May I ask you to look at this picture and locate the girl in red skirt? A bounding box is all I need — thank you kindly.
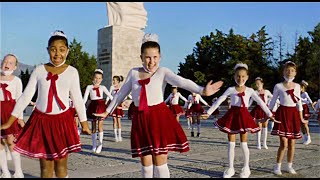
[164,86,188,122]
[299,80,315,145]
[184,94,193,129]
[0,30,91,178]
[211,97,220,129]
[202,62,278,178]
[189,93,210,137]
[249,77,274,150]
[110,75,125,142]
[0,54,24,178]
[268,61,308,175]
[94,33,223,178]
[83,69,113,153]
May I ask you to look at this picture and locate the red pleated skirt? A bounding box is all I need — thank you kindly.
[130,102,189,158]
[213,106,260,134]
[86,99,107,120]
[190,104,206,116]
[302,104,310,120]
[0,100,22,139]
[271,105,302,139]
[185,108,191,118]
[111,104,124,118]
[13,108,81,160]
[169,104,184,116]
[250,105,267,120]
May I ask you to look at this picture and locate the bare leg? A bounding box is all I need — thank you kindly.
[40,159,54,178]
[54,156,68,178]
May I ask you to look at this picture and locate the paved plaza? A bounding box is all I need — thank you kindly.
[6,106,320,178]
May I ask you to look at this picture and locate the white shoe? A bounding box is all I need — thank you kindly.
[223,167,235,178]
[95,144,103,154]
[240,167,251,178]
[263,144,268,149]
[118,137,122,142]
[13,172,24,178]
[273,165,282,175]
[303,136,311,145]
[256,144,261,150]
[0,172,11,178]
[91,146,96,153]
[285,166,297,174]
[115,137,119,142]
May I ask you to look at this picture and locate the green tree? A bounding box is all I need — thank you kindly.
[66,38,97,93]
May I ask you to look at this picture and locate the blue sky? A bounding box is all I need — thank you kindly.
[1,2,320,73]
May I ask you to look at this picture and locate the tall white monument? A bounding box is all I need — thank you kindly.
[97,2,147,90]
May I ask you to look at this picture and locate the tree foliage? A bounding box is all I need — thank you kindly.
[178,23,320,101]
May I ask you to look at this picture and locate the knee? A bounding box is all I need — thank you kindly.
[41,167,54,178]
[55,165,68,178]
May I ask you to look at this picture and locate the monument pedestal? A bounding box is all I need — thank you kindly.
[97,25,144,89]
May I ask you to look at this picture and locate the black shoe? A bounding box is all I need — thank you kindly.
[197,133,200,137]
[191,132,194,137]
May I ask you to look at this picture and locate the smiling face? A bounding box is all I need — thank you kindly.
[255,79,264,90]
[234,68,248,87]
[1,55,17,73]
[93,73,103,86]
[140,47,161,73]
[47,39,69,67]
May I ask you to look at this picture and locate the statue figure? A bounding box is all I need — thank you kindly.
[106,2,148,30]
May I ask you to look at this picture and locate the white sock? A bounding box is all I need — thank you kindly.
[114,129,118,139]
[256,131,261,146]
[154,163,170,178]
[11,151,23,174]
[197,124,201,133]
[91,134,97,148]
[187,119,190,127]
[287,162,293,168]
[64,175,69,178]
[262,127,268,145]
[275,163,281,169]
[227,142,235,169]
[118,128,122,138]
[240,142,250,168]
[98,132,104,145]
[0,149,10,174]
[191,124,194,132]
[270,121,274,130]
[5,144,12,161]
[141,165,153,178]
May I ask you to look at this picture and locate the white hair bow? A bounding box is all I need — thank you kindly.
[234,62,248,70]
[142,33,159,44]
[94,69,103,74]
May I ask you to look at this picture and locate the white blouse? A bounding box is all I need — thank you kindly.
[11,65,87,122]
[164,92,188,105]
[0,76,23,119]
[207,86,273,117]
[301,92,313,105]
[83,85,113,103]
[248,89,273,107]
[106,67,204,113]
[268,82,303,112]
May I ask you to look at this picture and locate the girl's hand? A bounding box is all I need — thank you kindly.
[17,119,25,128]
[269,116,281,124]
[93,112,109,118]
[203,80,224,96]
[200,114,210,120]
[301,118,308,124]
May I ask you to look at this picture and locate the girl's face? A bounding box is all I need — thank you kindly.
[47,39,69,67]
[1,55,17,72]
[301,85,306,92]
[112,78,119,86]
[141,47,161,73]
[234,69,248,86]
[283,66,296,79]
[93,73,103,85]
[172,88,177,94]
[255,80,263,90]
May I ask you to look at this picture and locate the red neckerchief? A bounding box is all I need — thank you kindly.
[138,78,150,111]
[46,72,66,113]
[0,83,13,101]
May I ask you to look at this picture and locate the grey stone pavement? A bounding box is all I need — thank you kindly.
[7,106,320,178]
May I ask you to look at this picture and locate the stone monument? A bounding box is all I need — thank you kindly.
[97,2,148,93]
